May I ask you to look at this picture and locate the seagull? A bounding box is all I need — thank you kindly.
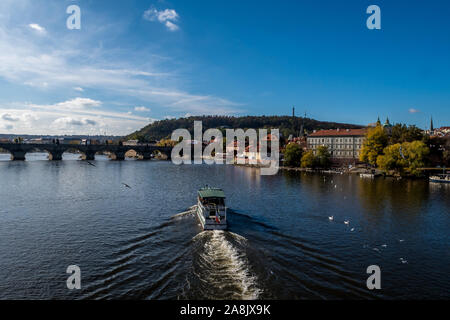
[328,216,334,221]
[122,183,132,189]
[400,258,408,264]
[350,228,355,232]
[86,161,96,167]
[381,244,388,248]
[399,239,405,243]
[373,248,380,252]
[344,220,350,225]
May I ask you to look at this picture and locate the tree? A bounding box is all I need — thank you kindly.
[301,150,316,168]
[360,125,388,166]
[390,124,424,144]
[377,141,429,176]
[376,144,407,174]
[316,145,331,168]
[284,143,303,167]
[443,150,450,167]
[157,139,177,147]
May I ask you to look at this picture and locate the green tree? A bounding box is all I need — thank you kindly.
[284,143,303,167]
[377,141,429,176]
[316,145,331,168]
[360,125,388,166]
[390,124,424,144]
[301,150,316,168]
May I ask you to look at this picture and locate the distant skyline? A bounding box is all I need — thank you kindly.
[0,0,449,135]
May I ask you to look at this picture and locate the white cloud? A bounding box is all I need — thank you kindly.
[143,7,180,31]
[0,99,154,135]
[28,23,46,34]
[164,115,175,120]
[134,106,150,112]
[53,117,97,127]
[54,97,102,109]
[165,21,179,32]
[1,124,14,130]
[74,87,84,92]
[1,113,20,122]
[409,108,420,113]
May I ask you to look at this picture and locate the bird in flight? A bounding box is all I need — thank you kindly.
[122,183,132,189]
[86,161,96,167]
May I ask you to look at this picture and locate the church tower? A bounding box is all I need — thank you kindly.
[430,117,434,132]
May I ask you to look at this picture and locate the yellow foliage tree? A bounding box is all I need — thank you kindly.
[360,125,388,166]
[377,141,429,176]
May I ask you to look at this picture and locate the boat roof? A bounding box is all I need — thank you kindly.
[198,187,226,198]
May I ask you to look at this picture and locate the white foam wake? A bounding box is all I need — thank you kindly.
[195,230,261,300]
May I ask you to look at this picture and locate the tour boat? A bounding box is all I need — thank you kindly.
[429,174,450,184]
[196,187,227,230]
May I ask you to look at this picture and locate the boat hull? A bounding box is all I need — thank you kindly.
[430,178,450,184]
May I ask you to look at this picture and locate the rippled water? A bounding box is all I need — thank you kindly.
[0,153,449,299]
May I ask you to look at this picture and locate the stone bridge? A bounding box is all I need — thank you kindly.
[0,143,173,161]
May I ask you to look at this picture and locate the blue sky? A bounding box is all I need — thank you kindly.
[0,0,449,135]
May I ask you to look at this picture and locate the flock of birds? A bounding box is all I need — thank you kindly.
[325,176,409,265]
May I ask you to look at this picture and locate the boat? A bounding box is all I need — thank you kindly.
[196,187,227,230]
[429,174,450,184]
[360,173,375,178]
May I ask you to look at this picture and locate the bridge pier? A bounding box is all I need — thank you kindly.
[81,151,96,161]
[110,152,125,161]
[10,151,26,161]
[48,151,63,161]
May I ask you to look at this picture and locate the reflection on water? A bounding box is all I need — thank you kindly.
[0,160,448,299]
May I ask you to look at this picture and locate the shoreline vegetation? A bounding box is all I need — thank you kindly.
[235,162,446,179]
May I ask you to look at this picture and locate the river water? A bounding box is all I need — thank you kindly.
[0,153,449,299]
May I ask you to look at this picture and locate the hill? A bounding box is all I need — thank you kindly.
[125,115,363,142]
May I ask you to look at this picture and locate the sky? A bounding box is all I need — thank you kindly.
[0,0,449,135]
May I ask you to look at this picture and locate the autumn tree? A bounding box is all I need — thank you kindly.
[360,125,389,166]
[377,141,429,176]
[301,150,316,168]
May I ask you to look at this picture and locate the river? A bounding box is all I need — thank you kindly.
[0,153,448,299]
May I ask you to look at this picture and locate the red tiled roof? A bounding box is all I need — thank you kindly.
[308,128,367,137]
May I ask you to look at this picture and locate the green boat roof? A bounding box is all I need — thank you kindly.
[198,188,226,198]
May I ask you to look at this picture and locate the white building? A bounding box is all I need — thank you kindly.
[307,128,367,160]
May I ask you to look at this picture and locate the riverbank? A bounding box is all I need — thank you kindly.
[234,162,446,180]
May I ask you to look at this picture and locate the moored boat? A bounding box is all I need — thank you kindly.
[429,174,450,184]
[196,187,227,230]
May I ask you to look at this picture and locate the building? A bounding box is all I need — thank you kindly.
[307,128,367,162]
[431,126,450,137]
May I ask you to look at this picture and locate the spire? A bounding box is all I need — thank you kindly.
[376,117,381,126]
[292,106,295,118]
[430,117,434,131]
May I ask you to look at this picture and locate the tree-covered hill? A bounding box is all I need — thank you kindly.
[125,115,363,142]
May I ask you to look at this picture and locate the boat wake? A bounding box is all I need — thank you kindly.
[172,205,197,219]
[184,230,261,300]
